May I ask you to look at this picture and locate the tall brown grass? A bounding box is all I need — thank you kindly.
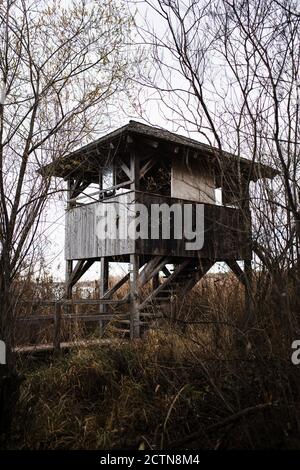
[5,270,300,449]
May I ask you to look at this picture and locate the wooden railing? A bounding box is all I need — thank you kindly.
[65,190,251,261]
[16,298,129,352]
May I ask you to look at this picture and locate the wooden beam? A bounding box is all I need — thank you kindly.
[162,266,171,278]
[183,259,214,293]
[130,150,140,191]
[63,313,128,321]
[64,298,128,305]
[226,260,247,286]
[101,272,130,300]
[140,157,158,179]
[71,179,90,200]
[129,254,140,339]
[68,260,95,289]
[120,162,131,179]
[68,260,84,287]
[138,256,166,287]
[99,258,109,314]
[68,180,132,203]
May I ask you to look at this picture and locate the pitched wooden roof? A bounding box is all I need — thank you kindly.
[40,120,278,181]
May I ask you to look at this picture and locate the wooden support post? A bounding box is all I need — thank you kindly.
[65,178,74,304]
[129,254,140,339]
[99,258,109,336]
[100,258,109,312]
[54,302,62,352]
[66,260,73,299]
[128,146,140,339]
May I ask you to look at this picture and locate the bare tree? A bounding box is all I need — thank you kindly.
[0,0,138,367]
[136,0,300,296]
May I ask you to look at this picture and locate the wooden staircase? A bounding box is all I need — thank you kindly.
[111,257,214,337]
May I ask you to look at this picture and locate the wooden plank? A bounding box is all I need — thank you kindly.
[65,192,136,259]
[120,162,131,179]
[138,256,165,287]
[20,298,129,309]
[13,338,123,354]
[16,312,130,323]
[64,298,129,305]
[21,300,57,306]
[17,315,54,322]
[140,157,157,179]
[101,273,130,299]
[61,313,129,321]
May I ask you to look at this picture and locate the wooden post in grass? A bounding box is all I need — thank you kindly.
[99,257,109,337]
[54,302,62,351]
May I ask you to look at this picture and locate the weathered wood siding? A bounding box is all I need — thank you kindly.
[65,191,135,260]
[135,192,250,260]
[171,157,215,204]
[65,191,251,261]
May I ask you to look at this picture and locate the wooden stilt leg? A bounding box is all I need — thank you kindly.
[130,254,140,339]
[65,260,73,315]
[66,260,73,299]
[99,257,109,336]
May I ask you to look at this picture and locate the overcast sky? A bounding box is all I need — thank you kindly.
[39,0,232,281]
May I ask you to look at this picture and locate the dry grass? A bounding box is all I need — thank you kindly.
[5,270,300,450]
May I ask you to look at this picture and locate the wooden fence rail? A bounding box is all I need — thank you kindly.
[16,298,130,352]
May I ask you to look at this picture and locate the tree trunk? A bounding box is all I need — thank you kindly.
[0,270,23,441]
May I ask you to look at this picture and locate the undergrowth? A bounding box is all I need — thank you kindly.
[5,271,300,450]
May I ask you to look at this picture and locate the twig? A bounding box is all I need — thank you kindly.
[169,402,273,449]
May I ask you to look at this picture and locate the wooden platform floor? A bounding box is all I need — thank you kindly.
[13,338,122,354]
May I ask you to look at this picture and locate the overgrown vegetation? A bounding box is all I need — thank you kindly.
[4,272,300,450]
